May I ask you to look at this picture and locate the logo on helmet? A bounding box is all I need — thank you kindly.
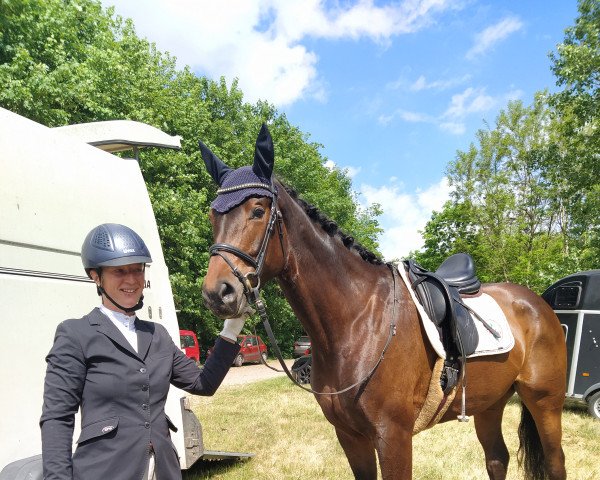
[123,248,135,253]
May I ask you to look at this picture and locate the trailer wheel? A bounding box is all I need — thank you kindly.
[233,354,244,367]
[588,391,600,420]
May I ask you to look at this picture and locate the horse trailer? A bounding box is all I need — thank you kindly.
[542,271,600,419]
[0,108,250,479]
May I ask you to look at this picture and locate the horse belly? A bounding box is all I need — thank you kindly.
[439,353,522,421]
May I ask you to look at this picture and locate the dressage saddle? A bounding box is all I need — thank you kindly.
[404,253,481,393]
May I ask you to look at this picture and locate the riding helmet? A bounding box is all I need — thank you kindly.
[81,223,152,277]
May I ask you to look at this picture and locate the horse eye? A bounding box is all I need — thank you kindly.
[251,207,265,219]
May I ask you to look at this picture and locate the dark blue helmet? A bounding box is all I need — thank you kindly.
[82,223,152,276]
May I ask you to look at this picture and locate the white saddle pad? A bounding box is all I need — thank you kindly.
[397,264,514,359]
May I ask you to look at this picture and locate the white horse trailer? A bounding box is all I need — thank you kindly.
[0,108,250,479]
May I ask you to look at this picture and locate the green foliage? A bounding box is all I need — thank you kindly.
[0,0,381,352]
[413,0,600,292]
[414,96,593,293]
[549,0,600,179]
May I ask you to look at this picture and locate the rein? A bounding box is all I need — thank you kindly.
[209,186,398,395]
[250,265,398,396]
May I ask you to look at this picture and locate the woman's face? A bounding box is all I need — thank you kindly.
[91,264,146,314]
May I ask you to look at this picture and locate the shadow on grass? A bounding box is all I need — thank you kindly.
[182,458,251,479]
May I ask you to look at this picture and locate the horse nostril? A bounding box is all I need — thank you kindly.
[219,281,236,303]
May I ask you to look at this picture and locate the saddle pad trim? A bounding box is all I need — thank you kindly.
[397,263,446,358]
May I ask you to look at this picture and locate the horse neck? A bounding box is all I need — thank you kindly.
[276,187,393,351]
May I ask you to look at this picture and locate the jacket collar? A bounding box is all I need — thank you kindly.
[135,318,154,361]
[88,307,153,360]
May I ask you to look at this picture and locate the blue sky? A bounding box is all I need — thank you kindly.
[101,0,579,260]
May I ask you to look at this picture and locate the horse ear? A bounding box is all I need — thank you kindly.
[252,123,274,180]
[199,140,232,186]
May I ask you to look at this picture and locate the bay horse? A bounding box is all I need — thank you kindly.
[200,125,567,480]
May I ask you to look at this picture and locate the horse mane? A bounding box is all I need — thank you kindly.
[281,184,384,265]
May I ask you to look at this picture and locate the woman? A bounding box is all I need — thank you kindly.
[40,223,248,480]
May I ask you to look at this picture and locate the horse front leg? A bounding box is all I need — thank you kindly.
[374,424,413,479]
[335,427,378,480]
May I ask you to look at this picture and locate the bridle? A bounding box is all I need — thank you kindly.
[208,181,397,396]
[208,182,284,296]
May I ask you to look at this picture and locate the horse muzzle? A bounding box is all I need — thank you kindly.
[201,274,248,319]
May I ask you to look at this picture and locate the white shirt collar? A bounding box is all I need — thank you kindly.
[99,304,137,331]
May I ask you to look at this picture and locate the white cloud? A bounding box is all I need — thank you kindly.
[359,177,451,259]
[439,121,466,135]
[324,159,361,178]
[102,0,455,106]
[378,84,505,135]
[442,87,496,119]
[345,166,362,178]
[409,74,471,91]
[466,16,524,60]
[378,108,432,125]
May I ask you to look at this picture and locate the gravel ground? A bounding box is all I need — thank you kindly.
[220,359,295,386]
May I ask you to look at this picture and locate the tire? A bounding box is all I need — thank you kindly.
[233,354,244,367]
[291,355,312,384]
[296,362,311,384]
[588,391,600,420]
[261,351,268,363]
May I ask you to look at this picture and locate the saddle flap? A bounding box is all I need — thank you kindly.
[404,257,479,357]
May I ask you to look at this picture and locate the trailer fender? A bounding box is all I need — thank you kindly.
[583,383,600,400]
[0,455,42,480]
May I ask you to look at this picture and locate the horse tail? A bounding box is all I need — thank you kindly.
[517,402,548,480]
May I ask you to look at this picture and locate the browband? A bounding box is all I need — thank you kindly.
[216,182,275,194]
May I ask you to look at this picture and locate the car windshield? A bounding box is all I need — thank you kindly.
[298,336,310,343]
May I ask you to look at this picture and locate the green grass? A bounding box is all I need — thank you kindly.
[183,378,600,479]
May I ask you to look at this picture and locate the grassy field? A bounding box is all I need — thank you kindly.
[183,377,600,480]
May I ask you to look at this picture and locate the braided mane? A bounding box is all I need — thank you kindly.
[282,184,383,265]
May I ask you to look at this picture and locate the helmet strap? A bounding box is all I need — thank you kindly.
[98,286,144,313]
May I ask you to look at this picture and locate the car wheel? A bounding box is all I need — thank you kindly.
[233,354,244,367]
[296,362,311,384]
[261,352,268,363]
[588,390,600,420]
[291,355,311,385]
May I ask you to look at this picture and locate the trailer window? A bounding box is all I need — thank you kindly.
[553,283,582,309]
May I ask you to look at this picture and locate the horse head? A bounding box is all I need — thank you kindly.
[200,124,286,318]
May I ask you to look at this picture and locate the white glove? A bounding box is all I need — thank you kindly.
[219,305,255,342]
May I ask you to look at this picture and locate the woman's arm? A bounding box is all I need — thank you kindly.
[171,336,240,395]
[40,321,86,480]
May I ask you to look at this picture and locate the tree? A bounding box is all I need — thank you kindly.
[549,0,600,181]
[415,98,573,292]
[0,0,382,354]
[548,0,600,270]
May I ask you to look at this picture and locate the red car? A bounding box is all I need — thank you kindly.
[234,334,267,367]
[179,329,201,364]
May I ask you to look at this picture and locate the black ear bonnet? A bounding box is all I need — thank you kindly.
[200,123,276,213]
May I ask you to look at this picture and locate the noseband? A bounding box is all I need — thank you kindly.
[208,183,284,296]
